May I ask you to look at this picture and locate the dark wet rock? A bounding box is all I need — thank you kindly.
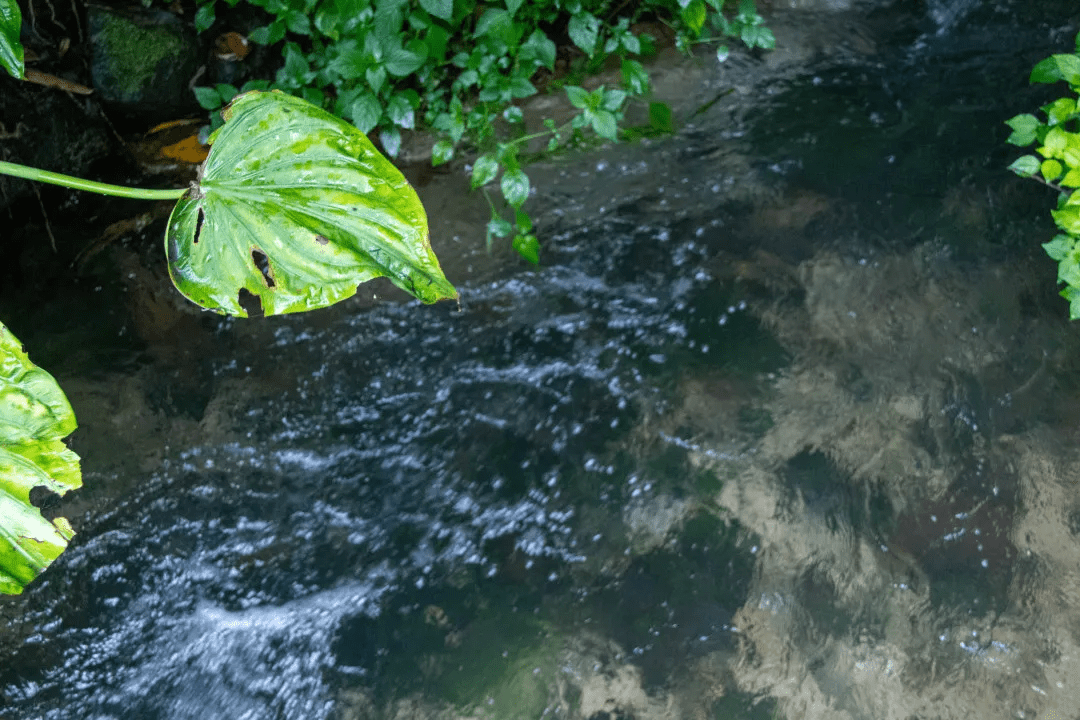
[87,4,199,120]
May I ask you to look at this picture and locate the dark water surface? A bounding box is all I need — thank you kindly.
[4,1,1080,718]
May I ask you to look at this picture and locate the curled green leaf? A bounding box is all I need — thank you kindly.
[166,91,457,317]
[1,321,81,595]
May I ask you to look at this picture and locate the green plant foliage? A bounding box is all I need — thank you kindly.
[0,0,24,79]
[0,321,81,595]
[192,0,773,263]
[168,90,458,316]
[1006,31,1080,319]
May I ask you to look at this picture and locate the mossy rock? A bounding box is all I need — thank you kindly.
[87,4,198,118]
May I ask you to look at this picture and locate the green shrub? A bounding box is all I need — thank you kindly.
[1006,32,1080,318]
[193,0,775,261]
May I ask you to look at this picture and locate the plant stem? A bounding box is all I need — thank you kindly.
[0,161,187,200]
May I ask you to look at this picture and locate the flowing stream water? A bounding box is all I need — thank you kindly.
[3,1,1080,718]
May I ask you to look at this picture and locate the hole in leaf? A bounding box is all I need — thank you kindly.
[251,249,276,288]
[315,234,329,246]
[237,288,264,317]
[194,208,204,245]
[29,486,61,511]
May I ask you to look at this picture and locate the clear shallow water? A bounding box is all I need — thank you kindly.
[4,2,1080,718]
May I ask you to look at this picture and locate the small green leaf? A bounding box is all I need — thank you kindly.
[505,0,524,16]
[380,126,402,157]
[194,85,223,110]
[166,91,457,316]
[1042,158,1064,181]
[1008,154,1041,177]
[501,167,529,208]
[649,101,675,133]
[568,12,600,56]
[387,93,416,129]
[602,88,628,111]
[512,233,539,264]
[566,85,589,109]
[503,106,524,123]
[1043,234,1074,261]
[366,65,388,93]
[716,44,730,63]
[248,19,286,45]
[1052,203,1080,235]
[1061,168,1080,188]
[472,153,499,189]
[509,76,536,98]
[386,40,428,77]
[418,0,452,22]
[431,139,454,166]
[0,0,25,79]
[350,93,382,133]
[621,59,650,95]
[590,109,618,141]
[194,3,216,32]
[515,208,532,233]
[1005,113,1041,146]
[681,0,707,35]
[0,321,82,595]
[1031,56,1065,84]
[519,29,556,70]
[742,24,775,49]
[1042,97,1077,125]
[1043,126,1070,157]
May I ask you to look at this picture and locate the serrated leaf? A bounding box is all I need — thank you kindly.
[0,321,82,595]
[590,109,618,140]
[1008,154,1041,177]
[621,59,650,95]
[386,40,428,77]
[387,93,416,129]
[431,139,454,166]
[166,91,457,317]
[0,0,24,79]
[501,167,529,208]
[418,0,452,21]
[565,85,589,109]
[471,153,498,189]
[568,12,600,56]
[519,29,556,70]
[350,93,382,133]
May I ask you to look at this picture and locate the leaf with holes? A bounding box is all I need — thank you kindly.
[166,91,458,316]
[0,321,81,595]
[1,0,23,79]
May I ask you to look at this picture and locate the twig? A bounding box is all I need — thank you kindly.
[33,184,57,252]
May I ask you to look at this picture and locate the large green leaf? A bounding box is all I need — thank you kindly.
[1,0,24,79]
[0,321,81,595]
[166,91,458,317]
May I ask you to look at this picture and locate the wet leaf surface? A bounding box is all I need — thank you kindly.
[166,91,458,317]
